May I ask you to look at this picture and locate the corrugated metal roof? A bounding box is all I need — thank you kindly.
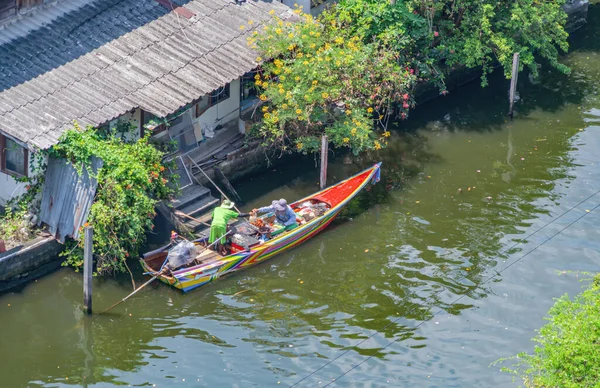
[0,0,294,149]
[38,157,103,243]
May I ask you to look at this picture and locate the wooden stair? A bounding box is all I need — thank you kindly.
[172,184,219,234]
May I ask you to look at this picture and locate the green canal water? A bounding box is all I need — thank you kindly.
[2,9,600,387]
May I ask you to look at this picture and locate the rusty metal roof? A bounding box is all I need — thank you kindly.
[0,0,294,149]
[39,157,103,243]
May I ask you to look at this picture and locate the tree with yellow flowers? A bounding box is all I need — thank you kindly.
[247,6,416,154]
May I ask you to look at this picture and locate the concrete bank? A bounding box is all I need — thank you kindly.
[0,236,63,293]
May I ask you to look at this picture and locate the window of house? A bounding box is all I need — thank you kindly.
[209,84,230,105]
[0,134,28,177]
[195,83,231,118]
[141,110,167,136]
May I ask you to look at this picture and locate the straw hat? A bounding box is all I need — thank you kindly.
[221,199,235,209]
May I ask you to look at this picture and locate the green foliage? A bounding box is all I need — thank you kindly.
[431,0,570,84]
[249,0,569,154]
[496,274,600,387]
[0,203,31,246]
[0,150,47,247]
[248,6,416,154]
[50,123,174,274]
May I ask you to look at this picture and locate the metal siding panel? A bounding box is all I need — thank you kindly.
[39,157,102,243]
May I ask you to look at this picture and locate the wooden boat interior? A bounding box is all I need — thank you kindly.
[143,246,224,272]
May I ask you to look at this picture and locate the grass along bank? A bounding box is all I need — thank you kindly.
[496,274,600,387]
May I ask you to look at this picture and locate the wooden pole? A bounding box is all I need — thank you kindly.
[215,167,242,203]
[101,232,232,314]
[320,135,328,190]
[174,210,211,228]
[186,155,243,214]
[508,52,520,119]
[83,226,93,315]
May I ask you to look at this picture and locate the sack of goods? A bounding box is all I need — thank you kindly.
[166,241,199,269]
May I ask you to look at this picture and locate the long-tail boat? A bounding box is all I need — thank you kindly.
[140,163,382,293]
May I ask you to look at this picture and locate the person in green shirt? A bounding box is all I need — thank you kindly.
[209,200,249,247]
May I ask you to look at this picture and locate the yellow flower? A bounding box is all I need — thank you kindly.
[255,80,262,86]
[282,104,289,109]
[298,116,305,121]
[264,113,271,119]
[322,92,329,99]
[269,9,275,15]
[351,128,357,136]
[383,131,391,137]
[293,8,302,14]
[297,52,304,58]
[343,137,350,143]
[374,141,382,150]
[253,31,258,36]
[239,25,245,30]
[248,20,254,25]
[254,74,261,80]
[367,107,374,113]
[260,94,267,101]
[288,44,295,51]
[273,117,279,123]
[262,106,269,112]
[276,28,283,35]
[312,80,318,85]
[297,142,303,149]
[280,75,286,81]
[295,76,300,81]
[279,89,285,94]
[345,109,352,115]
[295,108,302,114]
[262,82,269,88]
[335,37,344,44]
[303,60,309,65]
[278,20,283,26]
[288,33,294,38]
[256,56,263,62]
[309,31,314,36]
[310,43,316,49]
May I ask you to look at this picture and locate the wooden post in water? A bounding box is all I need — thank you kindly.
[320,135,328,190]
[83,227,93,315]
[508,52,520,119]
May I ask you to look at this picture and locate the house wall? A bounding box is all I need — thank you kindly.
[193,78,242,140]
[0,171,25,206]
[0,153,36,206]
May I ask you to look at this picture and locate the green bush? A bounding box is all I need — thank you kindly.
[50,123,175,275]
[497,274,600,387]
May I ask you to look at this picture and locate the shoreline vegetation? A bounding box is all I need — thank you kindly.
[496,274,600,387]
[1,0,573,269]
